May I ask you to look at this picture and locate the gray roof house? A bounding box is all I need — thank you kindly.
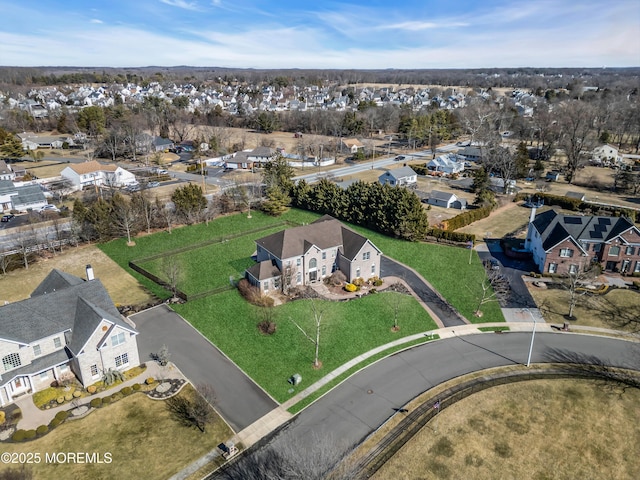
[247,215,382,292]
[0,267,140,406]
[378,166,417,187]
[525,208,640,275]
[0,180,48,213]
[428,190,467,209]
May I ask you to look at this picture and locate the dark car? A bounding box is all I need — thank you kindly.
[395,155,405,161]
[1,214,15,222]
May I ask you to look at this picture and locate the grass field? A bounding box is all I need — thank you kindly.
[0,385,232,480]
[373,379,640,480]
[173,289,437,403]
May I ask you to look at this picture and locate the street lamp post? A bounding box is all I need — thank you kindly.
[524,309,537,367]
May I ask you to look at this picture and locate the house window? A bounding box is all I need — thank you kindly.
[263,281,268,291]
[593,244,602,252]
[322,252,326,260]
[635,261,640,273]
[609,246,620,256]
[2,353,21,372]
[559,248,573,258]
[363,252,370,260]
[332,249,337,257]
[625,246,635,256]
[356,267,361,278]
[53,337,62,348]
[90,364,99,377]
[297,272,302,284]
[39,371,49,381]
[297,258,301,266]
[568,264,578,274]
[582,243,590,252]
[309,258,317,269]
[371,264,376,274]
[115,353,129,368]
[322,266,326,276]
[33,345,41,356]
[59,365,69,373]
[111,332,126,346]
[548,263,557,274]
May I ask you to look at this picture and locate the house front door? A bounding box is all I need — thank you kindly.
[605,261,618,272]
[309,270,317,282]
[621,260,630,274]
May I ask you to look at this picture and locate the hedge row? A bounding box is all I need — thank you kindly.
[426,228,476,243]
[442,206,493,231]
[515,193,638,221]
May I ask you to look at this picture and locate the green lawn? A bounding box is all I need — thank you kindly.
[173,289,437,403]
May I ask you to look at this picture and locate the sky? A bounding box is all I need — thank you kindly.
[1,0,639,69]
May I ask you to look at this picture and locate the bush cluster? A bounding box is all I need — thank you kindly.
[87,385,97,394]
[64,393,73,402]
[48,418,61,429]
[258,320,277,335]
[145,377,155,385]
[514,192,637,221]
[368,276,383,286]
[120,386,133,396]
[12,430,26,442]
[56,396,65,404]
[36,425,48,436]
[55,411,69,422]
[352,277,365,287]
[90,398,102,408]
[102,396,111,405]
[344,283,358,292]
[237,278,275,307]
[132,383,141,391]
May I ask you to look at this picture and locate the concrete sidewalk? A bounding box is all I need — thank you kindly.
[14,361,182,430]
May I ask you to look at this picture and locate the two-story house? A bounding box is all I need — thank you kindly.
[61,160,137,190]
[0,267,140,406]
[246,215,382,292]
[525,208,640,275]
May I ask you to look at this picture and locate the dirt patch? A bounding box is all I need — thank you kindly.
[0,244,154,307]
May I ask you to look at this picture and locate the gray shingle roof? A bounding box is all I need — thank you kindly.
[246,259,281,281]
[379,166,417,180]
[429,190,456,202]
[31,269,85,297]
[0,272,135,349]
[532,210,636,251]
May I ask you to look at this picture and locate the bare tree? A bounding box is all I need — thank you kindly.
[471,268,510,317]
[162,255,183,298]
[156,197,175,233]
[13,228,36,269]
[557,101,597,184]
[290,289,327,368]
[131,191,156,234]
[110,193,139,244]
[0,251,15,275]
[559,265,600,320]
[166,383,217,433]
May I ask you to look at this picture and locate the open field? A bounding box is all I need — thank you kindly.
[528,283,640,331]
[0,243,153,306]
[373,379,640,480]
[0,385,232,480]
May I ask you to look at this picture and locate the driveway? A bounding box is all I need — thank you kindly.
[476,241,538,309]
[380,256,467,327]
[131,305,277,432]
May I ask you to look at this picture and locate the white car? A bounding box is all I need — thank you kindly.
[39,204,60,213]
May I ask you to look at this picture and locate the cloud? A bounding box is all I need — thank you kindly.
[89,19,103,24]
[159,0,200,11]
[379,21,468,31]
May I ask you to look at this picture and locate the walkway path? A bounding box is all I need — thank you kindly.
[14,361,182,430]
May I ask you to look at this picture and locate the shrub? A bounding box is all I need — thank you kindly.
[64,393,73,402]
[56,396,65,404]
[254,295,275,308]
[90,398,102,408]
[36,425,48,436]
[72,390,81,398]
[238,278,263,304]
[0,411,5,424]
[11,408,21,421]
[442,205,493,231]
[329,270,347,286]
[344,283,357,292]
[48,418,61,429]
[55,410,69,421]
[87,385,97,394]
[12,430,26,442]
[426,228,476,243]
[132,383,141,391]
[258,320,277,335]
[633,281,640,289]
[145,377,155,385]
[352,277,365,287]
[102,396,111,405]
[24,430,37,440]
[121,386,132,396]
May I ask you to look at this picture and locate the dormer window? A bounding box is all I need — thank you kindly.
[111,332,126,346]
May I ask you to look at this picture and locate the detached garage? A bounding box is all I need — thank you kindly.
[428,190,467,209]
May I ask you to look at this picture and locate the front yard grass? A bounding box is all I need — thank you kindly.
[0,385,232,480]
[173,290,437,403]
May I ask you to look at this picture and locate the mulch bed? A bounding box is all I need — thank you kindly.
[144,379,186,399]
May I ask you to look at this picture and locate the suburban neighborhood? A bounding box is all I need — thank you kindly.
[0,60,639,480]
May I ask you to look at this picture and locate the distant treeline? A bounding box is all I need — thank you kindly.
[0,66,638,90]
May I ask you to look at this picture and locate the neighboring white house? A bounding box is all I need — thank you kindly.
[342,138,364,154]
[0,180,48,212]
[378,166,418,187]
[427,154,465,175]
[428,190,467,209]
[0,161,15,181]
[458,145,482,162]
[0,267,140,406]
[592,144,621,165]
[61,161,137,190]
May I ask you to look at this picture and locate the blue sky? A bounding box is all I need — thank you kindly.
[1,0,638,68]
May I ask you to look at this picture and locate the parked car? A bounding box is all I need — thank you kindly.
[148,181,160,188]
[395,155,405,161]
[1,214,15,222]
[39,204,60,213]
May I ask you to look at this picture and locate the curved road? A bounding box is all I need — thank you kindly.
[380,256,467,327]
[248,332,639,469]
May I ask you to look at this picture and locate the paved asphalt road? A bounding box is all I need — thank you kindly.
[256,333,639,468]
[131,305,277,433]
[380,256,467,327]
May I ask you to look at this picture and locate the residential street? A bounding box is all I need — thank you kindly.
[131,305,277,433]
[246,332,639,471]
